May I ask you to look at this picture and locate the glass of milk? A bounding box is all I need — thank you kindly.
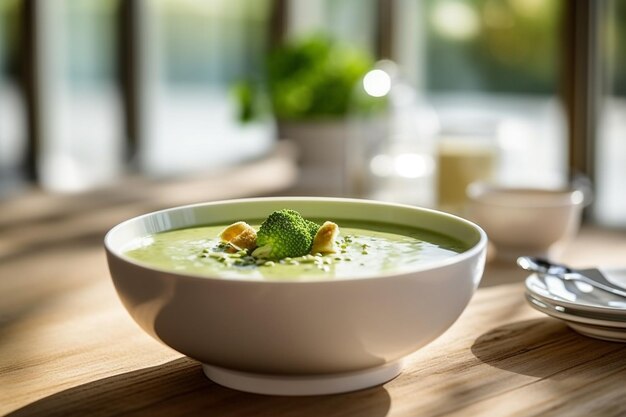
[436,136,498,214]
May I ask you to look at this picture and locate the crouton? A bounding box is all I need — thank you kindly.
[311,221,339,254]
[219,221,257,252]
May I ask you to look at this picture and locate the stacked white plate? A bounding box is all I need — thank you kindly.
[525,268,626,342]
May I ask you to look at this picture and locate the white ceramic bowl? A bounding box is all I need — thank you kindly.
[105,197,487,395]
[466,183,585,260]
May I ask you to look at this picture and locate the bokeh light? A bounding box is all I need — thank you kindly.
[363,69,392,97]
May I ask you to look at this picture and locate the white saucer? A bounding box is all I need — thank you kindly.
[202,360,404,396]
[525,293,626,342]
[566,322,626,343]
[525,268,626,316]
[525,293,626,328]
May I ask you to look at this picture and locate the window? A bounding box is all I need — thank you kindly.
[395,0,567,196]
[137,0,275,175]
[287,0,377,54]
[286,0,568,209]
[5,0,625,229]
[595,0,626,226]
[0,0,26,195]
[37,0,123,192]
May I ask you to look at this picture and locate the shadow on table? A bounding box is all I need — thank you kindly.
[471,318,626,379]
[7,357,391,417]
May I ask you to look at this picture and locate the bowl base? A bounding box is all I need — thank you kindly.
[201,360,404,396]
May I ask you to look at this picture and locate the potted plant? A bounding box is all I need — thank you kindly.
[234,35,376,193]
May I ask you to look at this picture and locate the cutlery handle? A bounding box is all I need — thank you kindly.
[564,272,626,298]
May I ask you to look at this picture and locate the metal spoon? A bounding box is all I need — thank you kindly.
[517,256,626,298]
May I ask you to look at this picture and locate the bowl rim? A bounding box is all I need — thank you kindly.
[466,182,586,208]
[104,196,488,284]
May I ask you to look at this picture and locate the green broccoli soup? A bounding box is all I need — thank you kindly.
[123,218,467,281]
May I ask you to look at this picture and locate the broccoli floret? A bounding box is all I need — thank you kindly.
[252,209,315,260]
[306,220,320,241]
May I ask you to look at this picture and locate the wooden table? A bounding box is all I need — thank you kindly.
[2,156,626,416]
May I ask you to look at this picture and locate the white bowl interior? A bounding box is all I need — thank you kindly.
[106,197,485,274]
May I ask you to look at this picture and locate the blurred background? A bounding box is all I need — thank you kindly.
[0,0,625,227]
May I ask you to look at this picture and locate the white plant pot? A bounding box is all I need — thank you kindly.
[278,121,349,195]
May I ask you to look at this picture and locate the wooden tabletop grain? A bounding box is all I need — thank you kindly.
[2,154,626,416]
